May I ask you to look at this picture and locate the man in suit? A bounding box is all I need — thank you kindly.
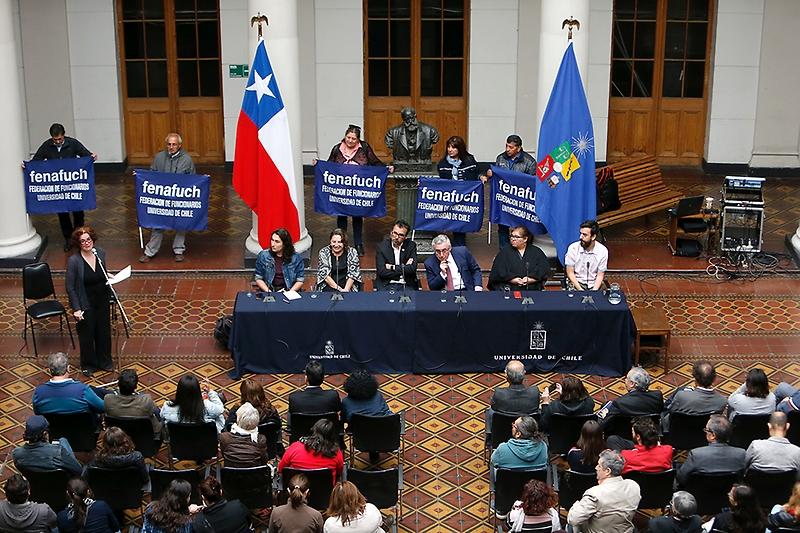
[374,219,420,290]
[676,414,746,486]
[745,411,800,472]
[486,360,540,434]
[384,107,440,164]
[597,366,663,427]
[424,234,483,291]
[662,360,727,433]
[288,361,341,417]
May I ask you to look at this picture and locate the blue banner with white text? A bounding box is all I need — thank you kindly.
[414,177,484,233]
[23,157,96,214]
[135,169,210,231]
[313,160,388,218]
[489,166,547,234]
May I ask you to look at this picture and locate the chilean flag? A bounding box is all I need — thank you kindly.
[232,38,300,247]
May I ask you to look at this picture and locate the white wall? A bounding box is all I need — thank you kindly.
[586,0,613,162]
[298,0,317,163]
[66,0,124,162]
[314,0,363,161]
[750,0,800,168]
[220,0,249,162]
[514,0,539,159]
[706,0,764,164]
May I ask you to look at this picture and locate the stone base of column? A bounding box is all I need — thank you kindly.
[786,222,800,269]
[0,231,45,267]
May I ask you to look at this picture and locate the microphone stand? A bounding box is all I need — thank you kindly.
[330,248,343,301]
[93,249,130,373]
[581,260,594,304]
[520,258,534,305]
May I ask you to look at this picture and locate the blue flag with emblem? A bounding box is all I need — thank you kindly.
[535,43,596,265]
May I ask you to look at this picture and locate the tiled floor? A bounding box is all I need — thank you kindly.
[0,169,798,531]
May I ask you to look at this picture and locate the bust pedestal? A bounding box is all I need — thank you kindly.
[392,164,437,256]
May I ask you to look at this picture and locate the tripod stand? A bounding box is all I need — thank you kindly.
[94,250,131,373]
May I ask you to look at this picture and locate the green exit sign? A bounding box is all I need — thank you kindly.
[229,64,249,78]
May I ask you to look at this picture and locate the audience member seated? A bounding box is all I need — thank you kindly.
[662,361,726,432]
[12,414,82,476]
[744,411,800,473]
[57,477,120,533]
[567,420,605,474]
[491,416,548,471]
[424,234,483,291]
[316,228,362,292]
[278,419,344,484]
[487,225,549,291]
[191,476,252,533]
[288,361,342,420]
[219,403,269,468]
[89,426,150,487]
[727,367,776,420]
[774,381,800,414]
[676,414,745,487]
[487,360,540,434]
[705,484,766,533]
[224,378,281,429]
[647,490,702,533]
[566,450,641,533]
[506,479,561,532]
[323,481,386,533]
[0,473,57,533]
[104,368,162,435]
[341,369,392,422]
[609,416,673,474]
[539,375,594,431]
[268,473,324,533]
[160,373,225,432]
[768,481,800,531]
[32,352,105,416]
[597,366,663,427]
[142,479,193,533]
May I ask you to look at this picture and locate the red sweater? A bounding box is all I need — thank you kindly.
[278,441,344,483]
[621,444,673,473]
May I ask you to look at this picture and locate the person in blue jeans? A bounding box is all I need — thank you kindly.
[774,381,800,413]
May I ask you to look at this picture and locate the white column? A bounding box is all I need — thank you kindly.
[536,0,591,131]
[791,221,800,261]
[244,0,311,255]
[0,0,42,258]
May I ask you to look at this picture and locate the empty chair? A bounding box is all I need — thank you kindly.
[289,411,340,443]
[682,471,741,516]
[623,469,675,509]
[786,411,800,447]
[85,466,145,514]
[15,467,70,512]
[104,415,161,458]
[22,262,75,356]
[220,465,273,510]
[43,412,99,452]
[547,413,597,456]
[729,413,771,449]
[347,411,404,464]
[149,468,202,505]
[557,469,597,511]
[346,467,402,529]
[258,420,283,459]
[744,469,798,509]
[489,467,548,521]
[665,413,712,451]
[166,421,220,468]
[282,467,334,511]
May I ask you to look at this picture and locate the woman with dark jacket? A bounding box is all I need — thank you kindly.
[488,225,549,291]
[539,376,595,431]
[65,225,113,375]
[218,402,269,467]
[708,484,767,533]
[341,370,392,423]
[566,420,604,473]
[436,135,479,247]
[191,477,251,533]
[57,478,120,533]
[325,124,393,256]
[225,378,281,429]
[89,426,150,487]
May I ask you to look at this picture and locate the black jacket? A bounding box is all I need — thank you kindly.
[192,499,251,533]
[488,244,550,291]
[32,136,91,160]
[288,386,341,416]
[490,384,540,415]
[374,238,420,290]
[540,397,595,431]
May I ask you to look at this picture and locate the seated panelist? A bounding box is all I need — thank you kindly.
[316,228,362,292]
[487,225,549,291]
[424,234,483,291]
[374,220,420,290]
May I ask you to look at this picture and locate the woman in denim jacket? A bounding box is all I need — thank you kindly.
[254,228,305,292]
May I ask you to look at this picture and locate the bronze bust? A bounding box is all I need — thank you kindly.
[384,107,440,165]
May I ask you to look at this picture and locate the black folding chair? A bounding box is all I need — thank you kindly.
[787,411,800,447]
[220,465,273,509]
[665,413,713,451]
[282,467,334,511]
[729,414,771,449]
[165,421,220,469]
[22,262,75,356]
[744,469,798,509]
[149,468,202,505]
[557,469,597,511]
[85,466,145,514]
[16,467,70,512]
[682,471,741,515]
[346,467,402,530]
[489,467,548,525]
[105,416,161,458]
[348,411,404,465]
[289,411,341,443]
[547,413,597,455]
[258,420,283,459]
[485,411,539,462]
[623,469,675,510]
[43,412,99,452]
[602,413,660,441]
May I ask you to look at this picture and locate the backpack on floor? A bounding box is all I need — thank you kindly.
[213,315,233,347]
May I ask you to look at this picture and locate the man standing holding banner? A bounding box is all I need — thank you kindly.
[535,42,597,265]
[139,133,196,263]
[30,123,96,251]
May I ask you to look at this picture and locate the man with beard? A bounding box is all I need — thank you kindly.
[564,219,608,291]
[384,107,440,164]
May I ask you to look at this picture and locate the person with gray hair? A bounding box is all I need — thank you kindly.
[647,491,702,532]
[486,360,540,434]
[676,414,745,487]
[218,402,270,468]
[567,449,641,533]
[597,366,663,428]
[31,352,106,417]
[424,234,483,291]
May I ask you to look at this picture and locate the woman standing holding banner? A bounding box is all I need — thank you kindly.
[436,136,479,247]
[324,125,393,257]
[65,225,113,375]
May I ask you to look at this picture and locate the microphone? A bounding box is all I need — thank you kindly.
[586,261,590,291]
[91,247,97,255]
[525,261,530,290]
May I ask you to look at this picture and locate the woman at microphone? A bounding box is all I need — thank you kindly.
[315,228,362,292]
[488,225,549,291]
[65,225,113,376]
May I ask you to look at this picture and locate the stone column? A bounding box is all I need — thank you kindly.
[0,0,42,260]
[789,221,800,267]
[244,0,311,256]
[536,0,591,129]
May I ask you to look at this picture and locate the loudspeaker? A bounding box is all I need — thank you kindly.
[675,238,702,257]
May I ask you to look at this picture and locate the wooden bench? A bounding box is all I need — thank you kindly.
[596,156,682,228]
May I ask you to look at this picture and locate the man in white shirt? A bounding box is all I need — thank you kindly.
[424,234,483,291]
[565,219,608,291]
[374,220,420,290]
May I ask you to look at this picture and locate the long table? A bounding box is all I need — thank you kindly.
[229,290,634,378]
